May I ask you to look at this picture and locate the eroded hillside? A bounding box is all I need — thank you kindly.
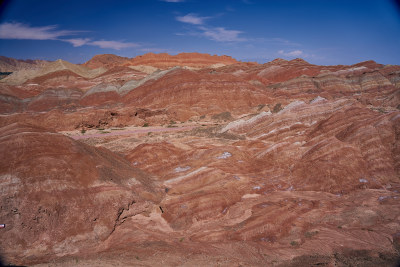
[0,53,399,266]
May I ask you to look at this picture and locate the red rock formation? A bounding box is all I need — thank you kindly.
[83,54,130,69]
[122,68,270,120]
[0,93,23,113]
[26,88,83,112]
[0,54,400,266]
[79,85,121,107]
[27,69,83,84]
[117,99,400,266]
[93,65,147,83]
[128,52,239,69]
[84,52,238,70]
[0,123,163,265]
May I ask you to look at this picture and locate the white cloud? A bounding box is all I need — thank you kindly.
[0,22,78,40]
[0,22,139,50]
[176,13,209,25]
[199,26,246,42]
[175,12,245,42]
[278,50,303,57]
[64,38,91,47]
[88,40,139,50]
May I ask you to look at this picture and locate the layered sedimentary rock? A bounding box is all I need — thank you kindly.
[83,54,130,69]
[27,88,83,112]
[83,52,238,70]
[1,54,398,120]
[128,52,238,69]
[121,68,270,120]
[114,98,400,266]
[0,123,163,265]
[0,54,399,266]
[1,59,106,86]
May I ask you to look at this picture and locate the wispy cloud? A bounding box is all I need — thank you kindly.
[199,26,246,42]
[175,13,246,42]
[89,40,139,50]
[64,38,137,50]
[0,22,79,40]
[278,50,303,57]
[64,38,91,47]
[176,13,209,25]
[0,22,139,50]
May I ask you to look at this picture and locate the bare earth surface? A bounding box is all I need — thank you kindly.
[0,53,399,266]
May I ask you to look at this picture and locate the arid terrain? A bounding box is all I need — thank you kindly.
[0,53,399,266]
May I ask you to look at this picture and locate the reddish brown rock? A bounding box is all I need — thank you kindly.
[116,99,400,266]
[83,54,130,69]
[128,52,239,69]
[0,123,163,265]
[0,55,400,266]
[83,52,238,70]
[92,66,147,83]
[122,68,270,120]
[0,94,23,113]
[26,88,83,112]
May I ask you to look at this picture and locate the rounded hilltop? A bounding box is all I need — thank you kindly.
[83,52,239,69]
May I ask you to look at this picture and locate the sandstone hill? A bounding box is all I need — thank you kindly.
[0,123,163,265]
[84,52,239,70]
[1,59,107,86]
[83,54,130,69]
[128,52,238,69]
[0,53,399,266]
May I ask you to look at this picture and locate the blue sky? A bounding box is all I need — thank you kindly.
[0,0,399,65]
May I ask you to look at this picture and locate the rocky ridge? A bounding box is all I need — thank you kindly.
[83,52,238,70]
[0,55,48,72]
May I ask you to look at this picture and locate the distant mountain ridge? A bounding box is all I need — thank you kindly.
[0,56,49,72]
[1,59,107,85]
[83,52,239,69]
